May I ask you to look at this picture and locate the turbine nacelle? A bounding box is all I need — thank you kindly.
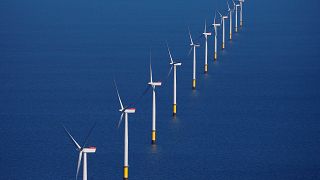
[213,23,221,27]
[190,43,200,47]
[170,61,182,66]
[203,32,212,36]
[148,82,162,86]
[124,108,136,114]
[119,108,136,113]
[82,147,97,153]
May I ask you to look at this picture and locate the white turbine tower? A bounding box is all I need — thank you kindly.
[227,1,235,40]
[234,0,241,32]
[203,20,211,74]
[218,11,228,49]
[114,81,136,180]
[188,28,200,89]
[167,44,182,116]
[63,125,96,180]
[148,53,162,144]
[212,13,221,61]
[239,0,244,27]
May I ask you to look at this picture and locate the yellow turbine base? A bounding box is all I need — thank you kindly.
[204,64,208,73]
[235,28,238,32]
[222,43,225,49]
[230,33,232,40]
[192,79,196,89]
[214,52,217,60]
[173,104,177,116]
[240,21,243,27]
[152,130,156,144]
[124,166,128,180]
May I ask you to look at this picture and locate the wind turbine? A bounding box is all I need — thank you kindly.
[202,20,211,74]
[188,28,200,89]
[234,0,241,32]
[239,0,244,27]
[167,44,182,116]
[218,11,228,49]
[148,52,162,144]
[212,13,221,61]
[63,124,96,180]
[114,81,136,180]
[227,1,235,40]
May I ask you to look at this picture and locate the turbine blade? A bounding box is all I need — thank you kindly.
[204,19,207,33]
[188,47,193,56]
[167,65,173,79]
[149,50,153,83]
[227,1,230,10]
[76,151,83,180]
[217,11,222,17]
[117,112,124,128]
[63,125,81,150]
[196,33,204,43]
[125,85,151,111]
[188,27,194,45]
[166,42,174,64]
[82,121,97,148]
[140,85,152,98]
[114,79,124,110]
[159,65,173,87]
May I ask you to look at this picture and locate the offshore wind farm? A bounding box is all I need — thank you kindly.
[1,0,320,180]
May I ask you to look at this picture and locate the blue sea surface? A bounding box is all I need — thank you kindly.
[0,0,320,179]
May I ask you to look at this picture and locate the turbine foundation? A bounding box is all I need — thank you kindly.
[123,166,128,180]
[151,130,156,144]
[204,64,208,74]
[192,79,196,90]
